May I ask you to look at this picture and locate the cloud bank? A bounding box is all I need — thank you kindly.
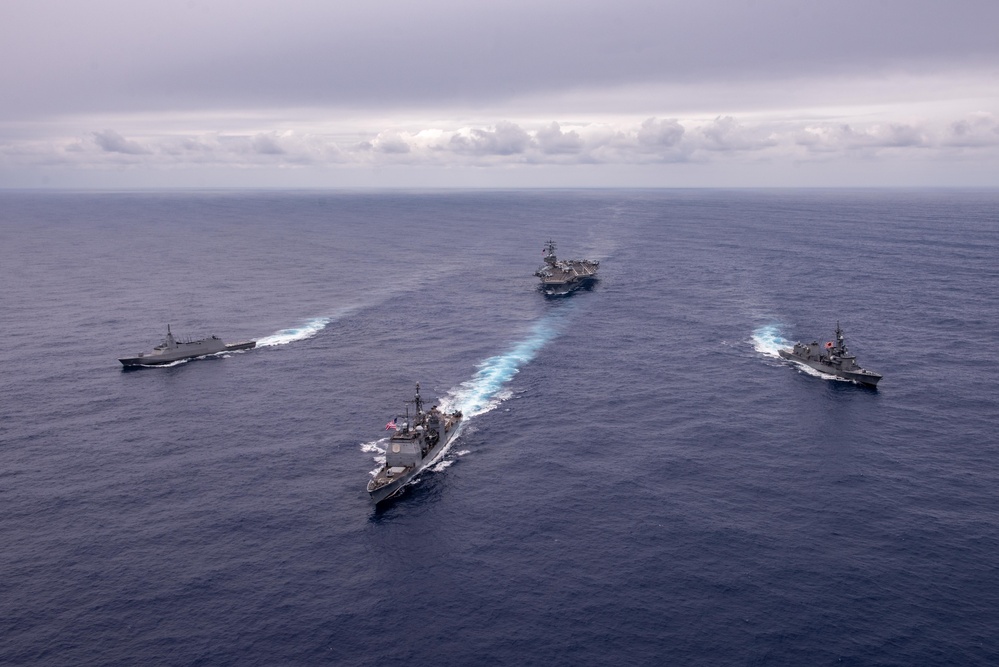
[6,113,997,174]
[1,0,997,186]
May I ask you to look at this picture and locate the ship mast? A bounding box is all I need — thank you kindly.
[404,383,424,427]
[543,239,557,266]
[835,322,846,352]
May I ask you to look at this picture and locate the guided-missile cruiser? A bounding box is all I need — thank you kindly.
[367,383,463,503]
[118,325,256,367]
[779,323,882,387]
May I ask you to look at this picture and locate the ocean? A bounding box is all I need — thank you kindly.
[1,189,997,666]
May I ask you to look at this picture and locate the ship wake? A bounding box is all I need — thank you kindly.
[752,324,793,358]
[362,439,388,477]
[362,310,571,485]
[256,317,332,347]
[441,313,566,419]
[753,324,849,382]
[140,358,192,369]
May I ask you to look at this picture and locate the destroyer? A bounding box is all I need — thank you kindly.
[367,383,463,503]
[118,325,256,367]
[534,240,599,295]
[778,323,882,387]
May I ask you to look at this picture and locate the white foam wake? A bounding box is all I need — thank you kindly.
[440,317,562,418]
[752,324,793,358]
[360,312,569,483]
[143,359,190,369]
[256,317,331,347]
[362,439,388,477]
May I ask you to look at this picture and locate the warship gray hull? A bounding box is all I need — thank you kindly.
[779,324,882,387]
[538,276,598,296]
[367,384,463,504]
[535,240,599,296]
[119,325,256,367]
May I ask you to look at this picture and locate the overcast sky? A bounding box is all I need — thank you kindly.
[2,0,997,187]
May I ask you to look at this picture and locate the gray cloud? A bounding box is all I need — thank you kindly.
[536,122,584,155]
[3,0,998,120]
[875,125,927,149]
[697,117,778,152]
[796,122,931,153]
[374,132,411,154]
[449,122,532,156]
[92,129,149,154]
[946,113,999,147]
[1,1,996,187]
[3,114,988,177]
[636,118,684,151]
[252,133,286,155]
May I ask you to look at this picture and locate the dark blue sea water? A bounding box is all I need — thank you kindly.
[1,189,998,666]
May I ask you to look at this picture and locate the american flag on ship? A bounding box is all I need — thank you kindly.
[385,418,397,430]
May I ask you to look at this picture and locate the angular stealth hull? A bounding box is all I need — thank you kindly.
[119,326,256,367]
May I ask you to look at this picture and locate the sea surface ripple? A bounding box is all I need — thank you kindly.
[1,189,998,666]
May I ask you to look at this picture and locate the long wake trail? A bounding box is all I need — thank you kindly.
[134,319,334,367]
[256,316,334,347]
[363,307,574,478]
[441,311,568,419]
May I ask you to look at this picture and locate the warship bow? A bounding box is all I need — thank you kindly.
[367,383,463,503]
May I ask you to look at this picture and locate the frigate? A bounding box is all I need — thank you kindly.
[367,383,463,503]
[534,240,599,295]
[778,323,882,387]
[118,325,256,367]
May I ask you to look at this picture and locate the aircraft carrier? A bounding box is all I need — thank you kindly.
[534,240,599,295]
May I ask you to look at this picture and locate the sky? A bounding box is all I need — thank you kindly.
[2,0,997,188]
